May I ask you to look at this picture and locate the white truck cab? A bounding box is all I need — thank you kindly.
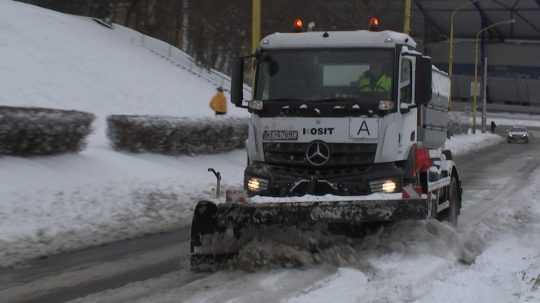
[230,28,450,198]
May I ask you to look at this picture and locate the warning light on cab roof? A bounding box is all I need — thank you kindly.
[293,18,304,32]
[368,16,381,31]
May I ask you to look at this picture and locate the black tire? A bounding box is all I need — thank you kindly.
[438,174,460,226]
[446,175,460,226]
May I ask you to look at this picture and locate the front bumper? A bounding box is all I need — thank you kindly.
[507,135,528,142]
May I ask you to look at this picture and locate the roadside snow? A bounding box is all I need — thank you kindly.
[0,149,245,267]
[445,132,503,156]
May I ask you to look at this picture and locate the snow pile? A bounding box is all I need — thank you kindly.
[445,132,503,156]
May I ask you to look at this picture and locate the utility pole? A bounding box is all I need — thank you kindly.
[482,57,488,133]
[403,0,412,35]
[252,0,261,53]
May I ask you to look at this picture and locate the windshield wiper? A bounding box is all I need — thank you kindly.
[308,97,361,102]
[261,98,311,102]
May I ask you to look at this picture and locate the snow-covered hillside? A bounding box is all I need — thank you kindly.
[0,1,245,118]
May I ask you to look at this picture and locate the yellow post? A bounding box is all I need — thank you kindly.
[252,0,261,54]
[403,0,412,35]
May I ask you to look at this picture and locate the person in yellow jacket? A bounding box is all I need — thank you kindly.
[209,87,228,116]
[358,64,392,95]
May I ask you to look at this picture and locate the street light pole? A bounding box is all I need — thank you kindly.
[482,56,488,133]
[448,0,479,112]
[252,0,261,54]
[473,19,515,133]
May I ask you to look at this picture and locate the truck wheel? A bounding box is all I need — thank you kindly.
[446,175,459,227]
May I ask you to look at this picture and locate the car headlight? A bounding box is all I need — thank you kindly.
[247,177,269,193]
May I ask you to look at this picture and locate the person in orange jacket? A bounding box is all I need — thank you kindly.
[209,87,228,116]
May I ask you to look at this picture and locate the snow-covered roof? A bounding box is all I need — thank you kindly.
[260,30,417,50]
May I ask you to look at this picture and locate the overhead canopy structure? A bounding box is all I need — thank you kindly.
[414,0,540,41]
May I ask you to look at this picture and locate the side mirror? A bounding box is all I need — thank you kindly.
[231,57,245,107]
[415,56,432,105]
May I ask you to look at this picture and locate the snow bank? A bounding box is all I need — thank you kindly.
[445,132,503,156]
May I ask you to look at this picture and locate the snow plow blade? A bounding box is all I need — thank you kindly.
[190,198,428,271]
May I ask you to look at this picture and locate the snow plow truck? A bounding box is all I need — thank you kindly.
[190,19,462,271]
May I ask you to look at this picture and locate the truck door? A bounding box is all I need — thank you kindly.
[398,55,417,151]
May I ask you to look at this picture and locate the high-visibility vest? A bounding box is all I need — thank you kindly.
[358,74,392,93]
[209,92,227,113]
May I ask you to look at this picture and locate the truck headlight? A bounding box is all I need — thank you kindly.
[369,179,398,193]
[382,180,397,193]
[247,177,269,192]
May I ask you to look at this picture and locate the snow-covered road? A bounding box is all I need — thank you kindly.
[65,134,540,303]
[0,130,526,303]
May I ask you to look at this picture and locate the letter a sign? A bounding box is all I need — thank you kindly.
[350,118,378,139]
[357,121,370,136]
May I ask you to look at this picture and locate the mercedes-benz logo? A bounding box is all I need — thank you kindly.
[305,141,331,166]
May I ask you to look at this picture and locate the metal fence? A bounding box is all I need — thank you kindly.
[130,32,252,97]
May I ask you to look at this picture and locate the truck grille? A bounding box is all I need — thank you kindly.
[263,143,377,167]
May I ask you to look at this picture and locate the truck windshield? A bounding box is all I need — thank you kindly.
[255,49,394,103]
